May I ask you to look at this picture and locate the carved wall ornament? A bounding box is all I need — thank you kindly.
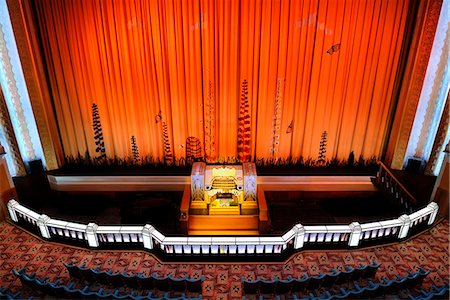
[0,87,25,175]
[390,0,443,169]
[6,0,61,170]
[0,22,36,161]
[424,93,449,175]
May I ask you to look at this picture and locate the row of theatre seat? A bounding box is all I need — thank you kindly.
[242,260,381,295]
[242,262,435,299]
[408,282,449,300]
[64,261,203,293]
[0,288,32,300]
[300,270,430,299]
[13,261,203,300]
[242,281,449,300]
[4,281,449,300]
[13,269,199,300]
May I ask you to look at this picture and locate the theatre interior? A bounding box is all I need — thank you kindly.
[0,0,449,299]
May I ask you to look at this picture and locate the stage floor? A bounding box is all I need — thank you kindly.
[266,191,400,234]
[11,185,400,235]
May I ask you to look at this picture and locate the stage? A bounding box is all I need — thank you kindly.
[12,165,434,236]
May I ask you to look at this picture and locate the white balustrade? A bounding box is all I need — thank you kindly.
[162,237,188,254]
[360,220,403,240]
[282,228,296,245]
[46,219,88,243]
[11,200,40,227]
[6,199,440,256]
[377,219,402,238]
[7,199,19,222]
[187,237,211,254]
[211,237,235,254]
[408,202,437,227]
[37,214,51,238]
[348,222,362,246]
[260,237,285,254]
[142,224,157,250]
[86,223,99,247]
[96,225,144,245]
[398,215,411,239]
[302,225,352,246]
[289,225,303,249]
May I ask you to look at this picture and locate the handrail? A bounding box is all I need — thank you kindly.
[377,160,417,204]
[6,198,439,257]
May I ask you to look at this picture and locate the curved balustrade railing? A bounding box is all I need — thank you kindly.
[12,202,40,231]
[47,219,88,242]
[6,198,439,257]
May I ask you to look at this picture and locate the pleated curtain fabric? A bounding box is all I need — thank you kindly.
[29,0,411,163]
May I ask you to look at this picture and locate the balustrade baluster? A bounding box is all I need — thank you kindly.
[304,233,310,242]
[192,245,201,254]
[211,245,219,254]
[264,245,273,253]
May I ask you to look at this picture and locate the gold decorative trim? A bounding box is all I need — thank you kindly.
[6,0,63,170]
[388,0,443,169]
[424,93,449,175]
[0,88,26,175]
[415,14,450,158]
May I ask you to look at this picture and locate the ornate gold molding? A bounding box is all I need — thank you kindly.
[5,0,63,170]
[415,10,450,158]
[0,87,26,176]
[424,93,449,175]
[386,0,443,169]
[0,19,35,161]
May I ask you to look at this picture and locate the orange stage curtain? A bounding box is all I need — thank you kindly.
[28,0,411,164]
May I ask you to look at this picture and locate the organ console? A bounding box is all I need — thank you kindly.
[190,162,258,215]
[180,162,263,235]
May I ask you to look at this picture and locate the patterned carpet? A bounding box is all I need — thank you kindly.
[0,219,448,299]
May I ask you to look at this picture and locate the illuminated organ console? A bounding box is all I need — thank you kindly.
[190,162,258,215]
[185,162,262,235]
